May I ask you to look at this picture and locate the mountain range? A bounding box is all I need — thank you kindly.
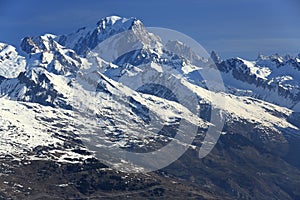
[0,16,299,199]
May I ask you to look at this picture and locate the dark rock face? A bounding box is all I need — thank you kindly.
[21,36,48,54]
[137,83,178,102]
[0,70,70,109]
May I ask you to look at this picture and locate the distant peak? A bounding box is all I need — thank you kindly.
[40,34,57,40]
[256,53,282,60]
[210,50,221,64]
[96,15,137,28]
[105,15,122,23]
[257,52,265,60]
[97,15,122,26]
[20,34,59,54]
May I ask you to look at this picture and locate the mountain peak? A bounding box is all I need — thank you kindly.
[95,15,141,34]
[58,16,143,56]
[96,15,124,27]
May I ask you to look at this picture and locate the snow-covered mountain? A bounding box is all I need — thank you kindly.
[0,15,300,199]
[213,52,300,108]
[0,43,26,78]
[57,16,160,57]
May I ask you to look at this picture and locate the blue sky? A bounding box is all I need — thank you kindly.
[1,0,299,59]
